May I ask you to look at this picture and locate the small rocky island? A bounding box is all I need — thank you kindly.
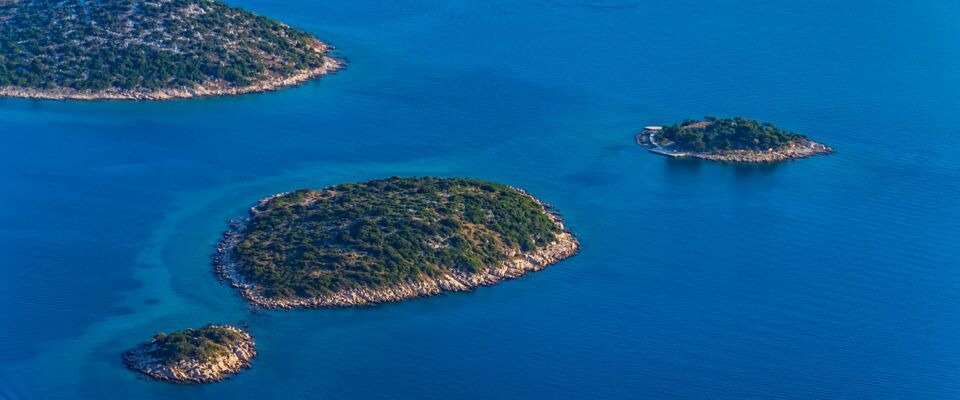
[214,177,580,308]
[0,0,341,100]
[637,117,832,162]
[122,325,256,384]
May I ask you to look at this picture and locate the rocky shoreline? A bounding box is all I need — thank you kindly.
[0,43,342,101]
[687,140,833,162]
[213,189,580,309]
[637,131,833,163]
[122,325,256,384]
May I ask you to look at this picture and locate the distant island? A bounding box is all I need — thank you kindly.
[637,117,833,162]
[213,177,580,308]
[122,325,256,384]
[0,0,341,100]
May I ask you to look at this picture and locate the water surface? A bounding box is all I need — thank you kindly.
[2,1,959,398]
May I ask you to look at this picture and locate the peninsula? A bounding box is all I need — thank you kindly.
[637,117,832,162]
[0,0,341,100]
[213,177,580,309]
[122,325,256,384]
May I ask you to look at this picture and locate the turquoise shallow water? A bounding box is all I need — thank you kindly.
[2,1,960,398]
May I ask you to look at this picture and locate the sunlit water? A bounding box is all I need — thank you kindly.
[2,1,959,398]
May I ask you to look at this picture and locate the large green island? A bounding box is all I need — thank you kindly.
[637,117,833,162]
[213,177,580,308]
[122,325,256,384]
[0,0,341,100]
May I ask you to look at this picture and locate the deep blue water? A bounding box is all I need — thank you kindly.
[2,1,960,398]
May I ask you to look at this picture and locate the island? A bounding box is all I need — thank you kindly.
[0,0,341,100]
[122,325,256,384]
[213,177,580,308]
[636,117,833,162]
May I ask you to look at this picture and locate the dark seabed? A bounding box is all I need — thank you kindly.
[2,0,959,398]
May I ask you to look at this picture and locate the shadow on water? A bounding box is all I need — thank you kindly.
[723,161,783,196]
[661,157,783,194]
[726,161,781,176]
[663,157,781,176]
[662,157,703,175]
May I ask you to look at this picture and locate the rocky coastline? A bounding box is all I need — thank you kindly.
[122,325,256,384]
[637,131,833,163]
[0,44,342,101]
[213,189,580,309]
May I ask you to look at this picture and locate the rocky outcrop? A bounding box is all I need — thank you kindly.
[122,326,256,384]
[637,131,832,163]
[689,139,833,163]
[213,189,581,309]
[0,45,342,101]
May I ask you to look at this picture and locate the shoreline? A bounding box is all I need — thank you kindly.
[0,43,343,101]
[637,131,833,163]
[121,325,256,384]
[213,189,580,309]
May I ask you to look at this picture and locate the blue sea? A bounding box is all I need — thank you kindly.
[2,1,959,398]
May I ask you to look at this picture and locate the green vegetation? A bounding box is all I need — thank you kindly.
[233,177,561,299]
[659,117,806,152]
[0,0,329,91]
[147,326,244,366]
